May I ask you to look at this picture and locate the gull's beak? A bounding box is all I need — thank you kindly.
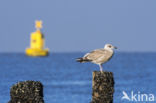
[114,46,117,49]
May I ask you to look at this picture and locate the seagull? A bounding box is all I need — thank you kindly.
[76,44,117,72]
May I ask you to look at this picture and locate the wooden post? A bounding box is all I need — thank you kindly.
[91,71,114,103]
[8,81,44,103]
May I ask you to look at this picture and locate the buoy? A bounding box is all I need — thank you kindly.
[25,20,49,56]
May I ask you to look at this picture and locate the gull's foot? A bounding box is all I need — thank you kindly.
[100,70,106,74]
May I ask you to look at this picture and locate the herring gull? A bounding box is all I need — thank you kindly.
[76,44,117,72]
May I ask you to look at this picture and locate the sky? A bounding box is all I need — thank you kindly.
[0,0,156,52]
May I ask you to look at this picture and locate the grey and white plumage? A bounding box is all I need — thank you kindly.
[76,44,117,72]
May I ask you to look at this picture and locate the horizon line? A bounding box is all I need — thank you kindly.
[0,51,156,53]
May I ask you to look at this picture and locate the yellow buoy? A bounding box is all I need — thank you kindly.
[25,20,49,56]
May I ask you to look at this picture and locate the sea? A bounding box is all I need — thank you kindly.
[0,52,156,103]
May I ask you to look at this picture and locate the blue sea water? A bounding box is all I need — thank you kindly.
[0,52,156,103]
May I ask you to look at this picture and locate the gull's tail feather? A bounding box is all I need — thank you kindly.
[76,58,90,63]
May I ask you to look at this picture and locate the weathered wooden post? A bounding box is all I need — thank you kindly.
[91,71,114,103]
[8,81,44,103]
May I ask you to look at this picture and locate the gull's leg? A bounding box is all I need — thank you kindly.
[99,64,103,72]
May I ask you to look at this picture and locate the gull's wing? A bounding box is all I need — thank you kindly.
[84,48,108,61]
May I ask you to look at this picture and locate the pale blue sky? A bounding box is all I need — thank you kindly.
[0,0,156,52]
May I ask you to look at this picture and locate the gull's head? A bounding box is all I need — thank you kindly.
[104,44,117,50]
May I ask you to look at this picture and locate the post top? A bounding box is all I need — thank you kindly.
[92,71,114,78]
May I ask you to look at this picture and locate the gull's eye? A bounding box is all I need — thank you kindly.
[108,45,111,48]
